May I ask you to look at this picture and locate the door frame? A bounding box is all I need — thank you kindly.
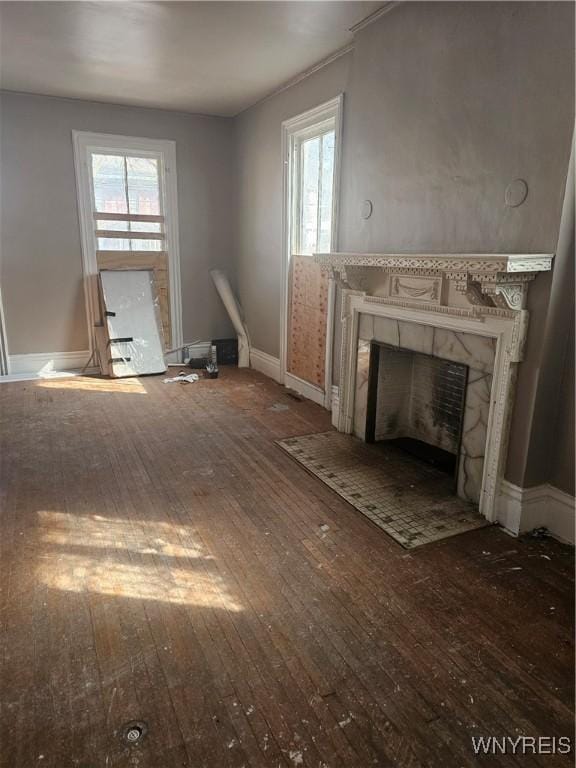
[72,130,183,355]
[280,95,343,407]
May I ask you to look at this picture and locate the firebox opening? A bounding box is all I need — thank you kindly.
[388,436,457,476]
[366,342,468,486]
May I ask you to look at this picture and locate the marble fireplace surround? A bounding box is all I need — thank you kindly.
[315,252,554,523]
[354,325,494,506]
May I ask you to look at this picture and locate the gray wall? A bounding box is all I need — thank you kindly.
[235,54,350,356]
[521,137,575,495]
[339,1,573,253]
[550,316,575,497]
[0,92,235,355]
[234,1,574,491]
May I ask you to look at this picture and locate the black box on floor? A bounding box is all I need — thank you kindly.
[212,338,238,365]
[188,357,212,369]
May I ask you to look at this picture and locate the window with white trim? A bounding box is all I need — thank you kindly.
[73,131,183,353]
[292,120,336,256]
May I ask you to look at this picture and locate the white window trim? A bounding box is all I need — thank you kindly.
[291,118,336,257]
[280,95,343,408]
[72,130,183,355]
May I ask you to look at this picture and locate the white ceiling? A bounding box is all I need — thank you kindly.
[0,1,381,117]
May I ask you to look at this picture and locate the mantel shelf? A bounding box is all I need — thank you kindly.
[314,252,554,274]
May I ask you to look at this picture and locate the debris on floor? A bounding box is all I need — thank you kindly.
[529,526,550,539]
[163,372,200,384]
[268,402,290,412]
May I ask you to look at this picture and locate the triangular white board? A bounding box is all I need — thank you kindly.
[100,269,166,377]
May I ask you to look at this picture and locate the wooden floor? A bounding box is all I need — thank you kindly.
[0,369,573,768]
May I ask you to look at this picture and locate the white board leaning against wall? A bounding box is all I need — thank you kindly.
[99,269,166,378]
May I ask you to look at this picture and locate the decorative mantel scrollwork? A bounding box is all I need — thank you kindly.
[316,252,552,313]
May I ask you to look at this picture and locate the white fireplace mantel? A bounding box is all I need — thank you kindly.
[315,251,554,273]
[315,251,554,311]
[315,252,555,526]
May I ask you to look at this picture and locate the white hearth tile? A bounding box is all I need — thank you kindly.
[432,328,495,373]
[397,321,434,355]
[358,313,374,340]
[373,316,400,347]
[353,340,371,439]
[277,432,488,549]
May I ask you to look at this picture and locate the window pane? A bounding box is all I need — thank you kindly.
[130,239,163,252]
[129,219,162,251]
[92,155,127,214]
[318,131,335,253]
[129,221,162,233]
[299,136,320,255]
[96,219,125,231]
[126,157,160,216]
[97,237,130,250]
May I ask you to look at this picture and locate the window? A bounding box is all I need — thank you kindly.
[73,131,182,354]
[292,122,336,256]
[281,96,342,405]
[91,152,164,252]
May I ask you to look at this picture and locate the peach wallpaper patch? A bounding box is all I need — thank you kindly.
[287,255,328,389]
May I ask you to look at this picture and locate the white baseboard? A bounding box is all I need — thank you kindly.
[250,348,281,383]
[498,480,575,544]
[284,372,325,406]
[7,350,93,376]
[250,349,330,408]
[331,385,340,428]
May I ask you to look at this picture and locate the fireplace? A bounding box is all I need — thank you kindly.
[364,344,468,480]
[314,251,554,524]
[352,315,495,506]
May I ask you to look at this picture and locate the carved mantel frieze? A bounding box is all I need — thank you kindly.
[316,252,553,312]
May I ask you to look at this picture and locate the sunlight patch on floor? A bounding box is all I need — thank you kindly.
[37,510,207,558]
[38,553,243,609]
[37,377,147,394]
[36,510,242,610]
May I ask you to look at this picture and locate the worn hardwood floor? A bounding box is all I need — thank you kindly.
[0,369,573,768]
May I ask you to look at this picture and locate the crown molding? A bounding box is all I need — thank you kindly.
[349,2,401,35]
[236,44,354,117]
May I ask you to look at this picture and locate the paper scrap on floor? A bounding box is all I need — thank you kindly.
[163,373,200,384]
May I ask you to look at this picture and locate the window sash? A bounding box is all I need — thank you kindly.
[94,212,164,223]
[292,123,336,257]
[89,151,166,252]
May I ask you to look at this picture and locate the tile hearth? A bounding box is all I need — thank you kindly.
[277,431,489,548]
